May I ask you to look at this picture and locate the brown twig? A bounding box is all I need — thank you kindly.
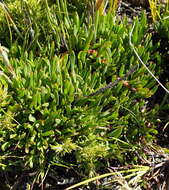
[86,65,137,97]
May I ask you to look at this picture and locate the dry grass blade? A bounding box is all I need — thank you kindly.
[0,44,16,78]
[95,0,104,10]
[129,22,169,94]
[0,2,23,39]
[66,166,150,190]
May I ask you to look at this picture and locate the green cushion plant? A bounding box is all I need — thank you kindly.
[0,0,168,188]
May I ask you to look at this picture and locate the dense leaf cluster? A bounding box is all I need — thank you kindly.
[0,0,168,188]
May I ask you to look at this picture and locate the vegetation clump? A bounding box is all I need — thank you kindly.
[0,0,168,189]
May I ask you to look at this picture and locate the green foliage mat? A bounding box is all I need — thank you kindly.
[0,0,168,189]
